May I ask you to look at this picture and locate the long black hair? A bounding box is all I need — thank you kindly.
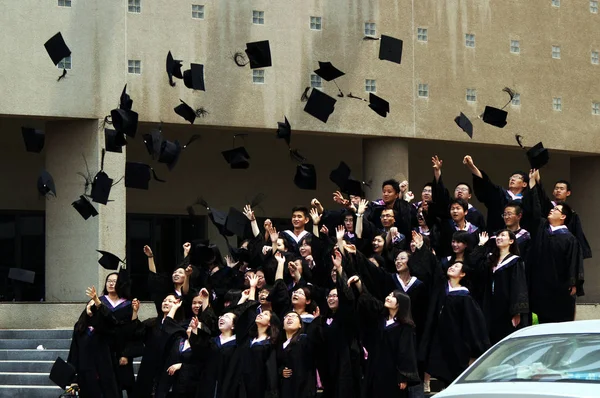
[388,290,415,327]
[249,310,281,344]
[489,229,520,266]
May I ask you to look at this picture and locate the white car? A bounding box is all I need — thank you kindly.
[434,320,600,398]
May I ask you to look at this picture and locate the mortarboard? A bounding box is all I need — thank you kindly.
[143,129,163,159]
[8,268,35,284]
[526,142,550,169]
[104,129,127,153]
[222,147,251,169]
[125,162,166,190]
[158,140,182,170]
[481,106,507,128]
[49,357,76,390]
[379,35,403,64]
[314,61,345,82]
[37,170,56,197]
[245,40,272,69]
[174,100,197,124]
[97,250,124,270]
[90,171,112,205]
[303,88,337,123]
[329,161,366,197]
[226,207,249,239]
[368,93,389,117]
[44,32,71,66]
[454,112,474,138]
[294,163,317,190]
[166,51,183,86]
[276,117,291,146]
[119,85,133,111]
[22,127,45,153]
[111,109,139,138]
[71,195,98,220]
[183,63,205,91]
[210,208,234,237]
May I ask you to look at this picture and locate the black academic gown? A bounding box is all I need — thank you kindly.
[526,187,584,323]
[67,306,120,398]
[357,291,420,398]
[416,248,490,385]
[433,175,486,231]
[277,331,319,398]
[470,247,529,344]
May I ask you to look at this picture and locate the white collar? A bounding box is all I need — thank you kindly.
[507,190,523,200]
[283,338,292,349]
[396,275,417,292]
[284,230,309,243]
[454,220,472,231]
[251,336,268,345]
[550,225,568,232]
[219,334,236,345]
[103,295,125,308]
[447,281,469,292]
[493,254,519,273]
[468,203,473,209]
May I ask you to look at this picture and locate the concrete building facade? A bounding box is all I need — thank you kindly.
[0,0,599,326]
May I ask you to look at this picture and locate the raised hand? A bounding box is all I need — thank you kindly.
[243,205,256,221]
[320,225,329,235]
[143,245,153,257]
[432,155,443,171]
[399,180,409,195]
[199,288,210,299]
[85,286,98,301]
[357,199,367,215]
[332,191,349,207]
[275,251,285,265]
[224,255,238,269]
[182,242,191,257]
[336,225,345,241]
[185,265,193,277]
[478,231,489,246]
[405,191,415,203]
[267,225,279,244]
[344,242,357,254]
[262,245,272,256]
[248,273,259,288]
[463,155,474,168]
[190,316,199,332]
[412,231,424,249]
[132,298,140,312]
[332,250,342,273]
[309,208,321,225]
[311,198,324,214]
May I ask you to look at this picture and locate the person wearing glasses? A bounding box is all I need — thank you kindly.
[526,169,584,324]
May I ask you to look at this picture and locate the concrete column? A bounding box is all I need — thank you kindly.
[362,138,410,198]
[45,119,126,302]
[570,156,600,303]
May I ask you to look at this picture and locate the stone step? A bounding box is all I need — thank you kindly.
[0,339,71,350]
[0,360,140,373]
[0,349,68,361]
[0,330,71,340]
[0,372,54,386]
[0,385,64,398]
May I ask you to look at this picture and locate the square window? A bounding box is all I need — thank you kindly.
[253,10,265,25]
[418,83,429,98]
[310,16,322,30]
[192,5,204,19]
[57,56,71,70]
[592,51,599,65]
[592,1,599,13]
[417,28,428,42]
[512,93,521,106]
[510,40,520,54]
[552,0,560,7]
[252,70,265,84]
[365,79,377,93]
[58,0,71,7]
[466,88,477,102]
[593,102,600,115]
[128,0,141,13]
[552,45,561,59]
[465,33,476,48]
[128,60,141,74]
[553,97,562,111]
[310,74,323,89]
[364,22,376,36]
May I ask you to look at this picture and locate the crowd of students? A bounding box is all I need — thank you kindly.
[62,154,588,398]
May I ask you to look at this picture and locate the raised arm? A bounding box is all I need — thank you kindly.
[463,155,483,179]
[355,199,368,239]
[243,205,260,238]
[310,208,321,238]
[143,245,156,274]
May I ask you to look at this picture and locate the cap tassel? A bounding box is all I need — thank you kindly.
[515,134,525,149]
[233,52,249,67]
[57,68,67,82]
[151,168,166,183]
[501,87,516,110]
[183,134,201,149]
[333,81,345,98]
[100,149,106,171]
[196,197,209,210]
[289,148,307,163]
[348,93,368,102]
[362,36,381,41]
[195,107,209,118]
[300,87,311,102]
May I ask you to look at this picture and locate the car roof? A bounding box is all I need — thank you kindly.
[506,320,600,339]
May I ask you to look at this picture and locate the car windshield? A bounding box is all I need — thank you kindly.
[458,334,600,383]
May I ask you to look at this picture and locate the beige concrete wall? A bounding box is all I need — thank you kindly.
[1,1,598,154]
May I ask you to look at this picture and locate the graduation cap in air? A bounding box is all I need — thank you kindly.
[183,63,206,91]
[119,84,133,111]
[21,127,45,153]
[329,161,367,197]
[245,40,272,69]
[158,135,201,171]
[97,250,125,270]
[226,207,250,239]
[44,32,71,66]
[314,61,345,97]
[222,135,251,169]
[166,51,183,87]
[515,136,550,169]
[304,88,337,123]
[110,109,138,138]
[454,112,474,138]
[174,100,208,124]
[125,162,166,190]
[89,150,113,205]
[379,35,403,64]
[368,93,389,118]
[189,240,222,267]
[72,195,98,220]
[143,128,163,159]
[49,357,76,390]
[481,106,507,128]
[8,268,35,284]
[37,170,56,197]
[276,117,291,145]
[294,163,317,190]
[104,129,127,153]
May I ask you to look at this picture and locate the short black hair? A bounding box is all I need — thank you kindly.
[511,170,529,184]
[422,182,433,190]
[454,182,472,194]
[556,201,573,226]
[449,198,469,212]
[554,180,572,191]
[291,206,309,218]
[382,179,400,194]
[504,201,523,216]
[451,230,471,244]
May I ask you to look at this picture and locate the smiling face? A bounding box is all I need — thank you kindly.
[161,295,178,314]
[454,184,471,201]
[172,268,186,284]
[276,238,286,252]
[395,251,409,272]
[283,312,302,332]
[258,288,270,305]
[291,287,309,309]
[553,183,571,201]
[327,288,339,310]
[451,240,467,254]
[382,185,399,205]
[191,295,203,315]
[255,310,272,327]
[380,209,395,228]
[446,262,466,279]
[495,230,514,249]
[421,185,432,202]
[218,312,236,332]
[292,211,309,230]
[344,215,354,233]
[372,236,385,253]
[384,292,398,309]
[503,206,521,228]
[299,240,312,258]
[450,203,466,223]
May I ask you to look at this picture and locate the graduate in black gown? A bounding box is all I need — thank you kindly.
[415,248,490,386]
[471,230,529,344]
[68,286,120,398]
[526,170,584,323]
[348,276,420,398]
